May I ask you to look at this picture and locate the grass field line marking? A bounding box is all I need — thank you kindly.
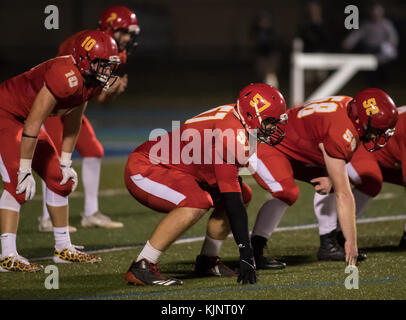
[70,277,402,300]
[30,214,406,262]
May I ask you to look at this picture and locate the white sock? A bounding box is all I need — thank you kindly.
[200,235,223,257]
[41,179,50,220]
[136,240,162,264]
[353,189,373,218]
[1,233,17,257]
[53,227,71,251]
[82,157,102,216]
[252,198,289,239]
[314,192,338,235]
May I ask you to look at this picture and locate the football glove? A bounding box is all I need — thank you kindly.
[16,168,36,200]
[237,256,257,285]
[60,160,78,192]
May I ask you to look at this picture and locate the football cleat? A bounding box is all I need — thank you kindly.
[194,255,237,277]
[38,217,77,233]
[399,231,406,249]
[53,245,101,264]
[0,254,43,272]
[125,259,183,286]
[254,254,286,270]
[81,211,124,229]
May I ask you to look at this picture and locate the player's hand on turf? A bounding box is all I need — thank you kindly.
[60,160,78,192]
[16,168,36,200]
[345,241,358,266]
[310,177,332,195]
[237,256,257,285]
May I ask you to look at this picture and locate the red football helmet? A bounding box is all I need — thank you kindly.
[98,6,140,54]
[236,83,288,146]
[348,88,398,152]
[72,30,120,90]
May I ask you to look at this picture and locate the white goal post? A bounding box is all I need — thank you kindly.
[290,38,378,106]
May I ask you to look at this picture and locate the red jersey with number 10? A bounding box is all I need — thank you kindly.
[274,96,359,165]
[0,56,100,120]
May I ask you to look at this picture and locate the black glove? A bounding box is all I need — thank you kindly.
[237,256,257,285]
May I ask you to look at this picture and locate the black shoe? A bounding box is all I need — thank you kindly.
[318,230,346,261]
[194,255,236,277]
[125,259,183,286]
[254,254,286,270]
[399,231,406,249]
[335,230,367,261]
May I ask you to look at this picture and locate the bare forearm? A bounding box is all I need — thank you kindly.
[335,191,357,244]
[20,136,38,160]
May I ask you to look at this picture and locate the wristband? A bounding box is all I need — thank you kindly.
[19,158,32,171]
[60,152,72,166]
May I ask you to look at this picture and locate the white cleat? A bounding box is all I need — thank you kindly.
[81,211,123,229]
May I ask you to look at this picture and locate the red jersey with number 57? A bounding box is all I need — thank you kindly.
[274,96,359,165]
[134,104,251,193]
[0,56,100,120]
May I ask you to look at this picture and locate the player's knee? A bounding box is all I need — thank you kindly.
[241,183,252,204]
[0,189,24,209]
[357,173,383,197]
[46,180,73,198]
[272,184,300,206]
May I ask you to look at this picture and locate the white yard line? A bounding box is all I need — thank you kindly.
[30,214,406,262]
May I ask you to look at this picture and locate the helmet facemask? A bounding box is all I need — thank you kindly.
[361,116,396,152]
[89,56,120,91]
[258,114,288,146]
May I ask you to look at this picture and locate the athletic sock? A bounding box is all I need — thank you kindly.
[200,235,223,257]
[0,233,17,257]
[252,198,289,239]
[82,157,102,217]
[41,179,51,220]
[136,240,162,264]
[314,192,338,235]
[53,227,71,251]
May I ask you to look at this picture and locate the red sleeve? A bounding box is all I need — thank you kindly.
[323,121,359,162]
[44,61,81,100]
[214,163,241,193]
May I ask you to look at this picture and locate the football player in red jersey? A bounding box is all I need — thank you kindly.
[38,6,140,231]
[123,83,287,285]
[200,89,398,269]
[313,105,406,255]
[0,30,120,272]
[246,88,398,268]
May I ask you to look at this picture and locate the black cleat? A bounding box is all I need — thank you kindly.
[194,255,236,277]
[318,230,346,261]
[251,235,286,270]
[254,254,286,270]
[335,230,367,261]
[399,231,406,249]
[125,259,183,286]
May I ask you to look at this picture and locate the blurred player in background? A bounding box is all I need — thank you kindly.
[38,6,140,232]
[124,83,287,286]
[0,30,120,271]
[314,105,406,255]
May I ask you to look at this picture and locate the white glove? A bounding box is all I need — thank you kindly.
[16,168,36,201]
[60,159,78,192]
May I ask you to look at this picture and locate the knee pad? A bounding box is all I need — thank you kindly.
[0,190,22,211]
[45,187,69,207]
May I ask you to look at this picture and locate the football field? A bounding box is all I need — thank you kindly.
[1,157,405,300]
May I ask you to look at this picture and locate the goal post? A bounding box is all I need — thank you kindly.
[290,38,378,106]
